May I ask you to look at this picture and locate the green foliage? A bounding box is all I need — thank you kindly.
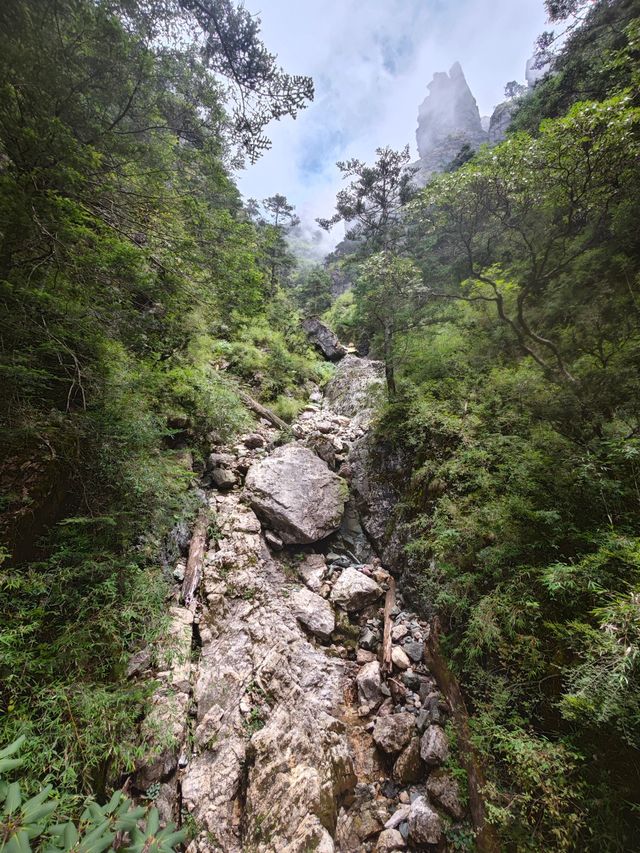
[0,0,318,818]
[343,6,640,845]
[0,736,185,853]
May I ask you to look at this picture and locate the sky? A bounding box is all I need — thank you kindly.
[236,0,549,250]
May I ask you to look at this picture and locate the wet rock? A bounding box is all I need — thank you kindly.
[427,770,465,819]
[408,795,442,846]
[391,646,411,670]
[377,828,406,851]
[357,660,383,711]
[372,713,415,754]
[420,724,449,766]
[290,586,335,641]
[331,567,382,611]
[245,444,347,544]
[393,737,424,784]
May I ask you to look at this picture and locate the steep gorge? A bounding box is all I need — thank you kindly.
[132,355,468,852]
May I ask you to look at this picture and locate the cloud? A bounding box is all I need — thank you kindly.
[236,0,548,250]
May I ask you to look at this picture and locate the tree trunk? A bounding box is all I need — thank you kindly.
[182,510,208,608]
[424,618,500,853]
[239,390,288,431]
[383,323,396,397]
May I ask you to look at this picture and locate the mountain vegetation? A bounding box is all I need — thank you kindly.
[3,0,640,850]
[319,0,640,848]
[0,0,322,818]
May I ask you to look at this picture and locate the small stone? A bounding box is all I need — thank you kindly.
[376,828,405,851]
[384,805,411,830]
[243,433,265,449]
[380,780,400,799]
[298,553,327,592]
[420,725,449,766]
[403,641,424,663]
[357,660,383,710]
[391,624,409,641]
[407,795,442,846]
[331,567,382,611]
[264,529,283,550]
[212,468,237,489]
[357,648,376,664]
[415,709,430,732]
[173,560,186,582]
[391,647,411,670]
[360,627,379,650]
[399,791,410,804]
[372,713,415,754]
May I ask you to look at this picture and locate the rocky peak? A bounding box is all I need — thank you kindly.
[414,61,487,180]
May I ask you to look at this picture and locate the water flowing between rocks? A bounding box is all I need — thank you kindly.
[133,355,459,852]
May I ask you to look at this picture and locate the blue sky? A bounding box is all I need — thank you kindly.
[237,0,549,249]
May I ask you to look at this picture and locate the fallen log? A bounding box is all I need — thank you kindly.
[239,390,288,431]
[381,576,396,676]
[182,509,208,608]
[424,618,499,853]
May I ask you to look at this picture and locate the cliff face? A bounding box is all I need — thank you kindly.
[413,57,542,184]
[414,62,487,182]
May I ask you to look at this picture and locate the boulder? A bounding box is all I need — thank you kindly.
[384,805,411,830]
[290,587,335,641]
[391,646,411,670]
[244,444,347,544]
[211,468,236,489]
[408,796,442,846]
[330,567,382,611]
[243,432,265,449]
[302,317,347,362]
[420,724,449,766]
[372,713,415,754]
[376,828,406,851]
[356,660,383,711]
[427,770,465,820]
[393,736,424,784]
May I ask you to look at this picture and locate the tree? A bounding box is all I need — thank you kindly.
[411,94,640,385]
[317,145,416,252]
[248,195,299,291]
[355,252,425,396]
[504,81,527,99]
[294,266,334,316]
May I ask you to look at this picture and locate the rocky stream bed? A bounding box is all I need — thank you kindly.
[130,355,465,852]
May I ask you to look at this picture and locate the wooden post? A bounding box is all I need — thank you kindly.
[182,510,208,608]
[382,576,396,676]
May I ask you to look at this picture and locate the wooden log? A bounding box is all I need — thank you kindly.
[182,510,208,608]
[424,618,500,853]
[239,390,288,431]
[382,576,396,676]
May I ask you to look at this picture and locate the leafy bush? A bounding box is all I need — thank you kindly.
[0,736,184,853]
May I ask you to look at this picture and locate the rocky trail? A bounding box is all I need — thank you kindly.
[131,355,464,852]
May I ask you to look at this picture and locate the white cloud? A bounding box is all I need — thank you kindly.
[236,0,548,249]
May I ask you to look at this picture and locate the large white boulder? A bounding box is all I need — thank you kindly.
[244,444,347,544]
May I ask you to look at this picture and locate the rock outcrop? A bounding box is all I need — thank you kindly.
[302,316,347,361]
[244,444,347,544]
[414,61,487,182]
